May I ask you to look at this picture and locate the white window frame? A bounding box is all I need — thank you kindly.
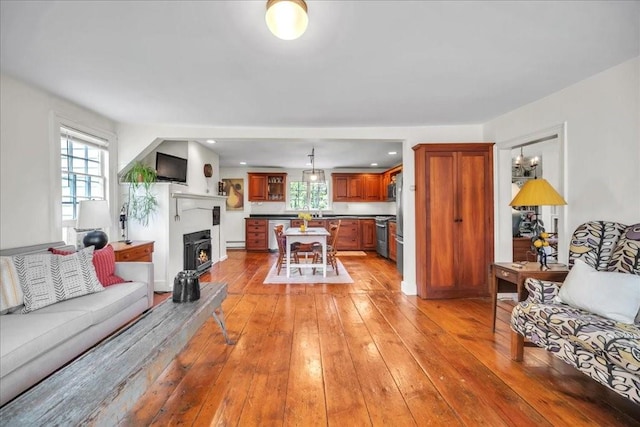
[52,115,117,244]
[288,180,329,211]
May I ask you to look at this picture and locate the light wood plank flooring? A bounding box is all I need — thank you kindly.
[125,251,640,426]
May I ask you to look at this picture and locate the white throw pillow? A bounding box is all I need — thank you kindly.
[0,256,24,313]
[556,259,640,324]
[13,247,104,313]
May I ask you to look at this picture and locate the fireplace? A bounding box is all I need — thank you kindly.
[183,229,212,275]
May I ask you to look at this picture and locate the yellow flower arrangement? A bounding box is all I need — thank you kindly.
[532,231,551,269]
[298,212,312,221]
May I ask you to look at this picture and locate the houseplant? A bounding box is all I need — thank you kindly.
[122,161,158,226]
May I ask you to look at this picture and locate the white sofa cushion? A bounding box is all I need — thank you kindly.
[0,310,93,376]
[37,281,148,325]
[556,259,640,324]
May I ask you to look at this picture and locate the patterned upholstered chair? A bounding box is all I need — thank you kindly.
[510,221,640,403]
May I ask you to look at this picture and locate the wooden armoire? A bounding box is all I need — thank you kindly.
[414,143,494,299]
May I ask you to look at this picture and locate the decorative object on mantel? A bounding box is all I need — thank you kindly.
[203,163,213,178]
[121,161,158,227]
[302,147,325,183]
[76,199,112,250]
[223,178,244,211]
[265,0,308,40]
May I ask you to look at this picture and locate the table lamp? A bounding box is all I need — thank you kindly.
[76,200,113,250]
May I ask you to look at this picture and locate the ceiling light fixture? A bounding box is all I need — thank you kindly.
[206,139,216,144]
[371,163,378,166]
[388,151,397,155]
[265,0,308,40]
[302,148,325,183]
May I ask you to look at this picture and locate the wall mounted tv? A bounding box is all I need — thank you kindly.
[156,152,188,183]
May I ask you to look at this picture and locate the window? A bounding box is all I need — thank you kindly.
[60,126,109,222]
[289,181,328,210]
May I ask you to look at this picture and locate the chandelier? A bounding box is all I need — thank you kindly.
[265,0,308,40]
[302,148,325,183]
[513,147,539,177]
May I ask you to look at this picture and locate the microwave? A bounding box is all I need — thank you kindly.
[387,183,396,201]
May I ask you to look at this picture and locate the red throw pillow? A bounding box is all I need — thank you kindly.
[49,245,126,287]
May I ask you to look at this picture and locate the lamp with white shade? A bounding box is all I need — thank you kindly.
[76,199,113,250]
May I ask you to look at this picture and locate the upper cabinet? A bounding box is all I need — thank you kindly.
[248,173,287,202]
[332,167,400,202]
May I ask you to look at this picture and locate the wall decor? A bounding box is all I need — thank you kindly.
[203,163,213,178]
[223,178,244,211]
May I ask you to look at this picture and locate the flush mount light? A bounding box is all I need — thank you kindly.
[388,151,397,155]
[371,163,378,166]
[266,0,308,40]
[206,139,216,144]
[240,161,247,165]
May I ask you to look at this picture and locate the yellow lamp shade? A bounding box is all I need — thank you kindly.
[509,178,567,207]
[266,0,308,40]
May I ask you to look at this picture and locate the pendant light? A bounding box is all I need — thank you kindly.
[302,148,325,183]
[265,0,308,40]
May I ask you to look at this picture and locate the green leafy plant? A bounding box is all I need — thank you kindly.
[122,161,158,226]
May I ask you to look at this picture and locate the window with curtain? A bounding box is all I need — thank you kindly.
[60,126,109,223]
[289,181,328,211]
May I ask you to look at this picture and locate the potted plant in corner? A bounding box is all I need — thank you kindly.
[122,161,159,227]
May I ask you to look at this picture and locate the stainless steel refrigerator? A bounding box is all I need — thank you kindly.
[395,173,403,275]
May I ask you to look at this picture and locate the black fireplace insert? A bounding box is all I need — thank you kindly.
[184,229,212,275]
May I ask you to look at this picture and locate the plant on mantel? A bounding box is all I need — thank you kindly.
[121,161,158,227]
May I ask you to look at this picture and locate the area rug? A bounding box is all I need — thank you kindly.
[263,260,354,284]
[336,251,367,256]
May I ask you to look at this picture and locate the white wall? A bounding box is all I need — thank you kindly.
[117,123,486,296]
[485,57,640,262]
[0,73,117,249]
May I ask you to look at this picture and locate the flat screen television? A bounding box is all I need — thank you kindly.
[156,152,187,183]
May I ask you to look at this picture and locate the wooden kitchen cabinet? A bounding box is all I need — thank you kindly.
[330,219,360,250]
[245,218,269,251]
[111,241,154,262]
[414,143,494,299]
[332,173,382,202]
[291,219,327,229]
[248,173,287,202]
[388,221,397,261]
[360,218,376,250]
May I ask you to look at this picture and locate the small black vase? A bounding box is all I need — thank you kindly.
[173,270,201,302]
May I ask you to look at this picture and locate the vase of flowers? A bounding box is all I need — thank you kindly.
[298,212,312,232]
[532,231,550,270]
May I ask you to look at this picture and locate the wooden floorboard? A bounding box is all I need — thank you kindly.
[127,251,640,426]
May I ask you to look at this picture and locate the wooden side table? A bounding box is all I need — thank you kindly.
[111,241,154,262]
[491,262,569,331]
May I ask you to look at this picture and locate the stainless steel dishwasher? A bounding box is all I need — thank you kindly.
[268,219,290,252]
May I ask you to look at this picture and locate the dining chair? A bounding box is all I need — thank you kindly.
[274,225,301,275]
[313,220,341,275]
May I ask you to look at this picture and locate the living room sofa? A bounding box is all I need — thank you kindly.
[511,221,640,403]
[0,241,154,405]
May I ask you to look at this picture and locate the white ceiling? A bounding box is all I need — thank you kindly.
[1,1,638,168]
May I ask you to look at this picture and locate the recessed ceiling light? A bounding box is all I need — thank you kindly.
[371,163,378,166]
[240,161,247,165]
[206,139,216,144]
[388,151,397,155]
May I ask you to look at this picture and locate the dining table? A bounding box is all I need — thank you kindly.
[284,226,331,278]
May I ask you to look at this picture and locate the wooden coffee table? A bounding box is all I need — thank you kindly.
[0,282,233,425]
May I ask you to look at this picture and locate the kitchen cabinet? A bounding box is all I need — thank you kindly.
[414,143,494,299]
[245,218,269,251]
[291,219,327,229]
[248,173,287,202]
[388,221,397,261]
[332,173,382,202]
[360,218,376,250]
[329,219,359,250]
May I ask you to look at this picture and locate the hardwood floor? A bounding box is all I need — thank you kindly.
[124,251,640,426]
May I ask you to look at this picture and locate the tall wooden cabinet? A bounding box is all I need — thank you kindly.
[414,143,494,299]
